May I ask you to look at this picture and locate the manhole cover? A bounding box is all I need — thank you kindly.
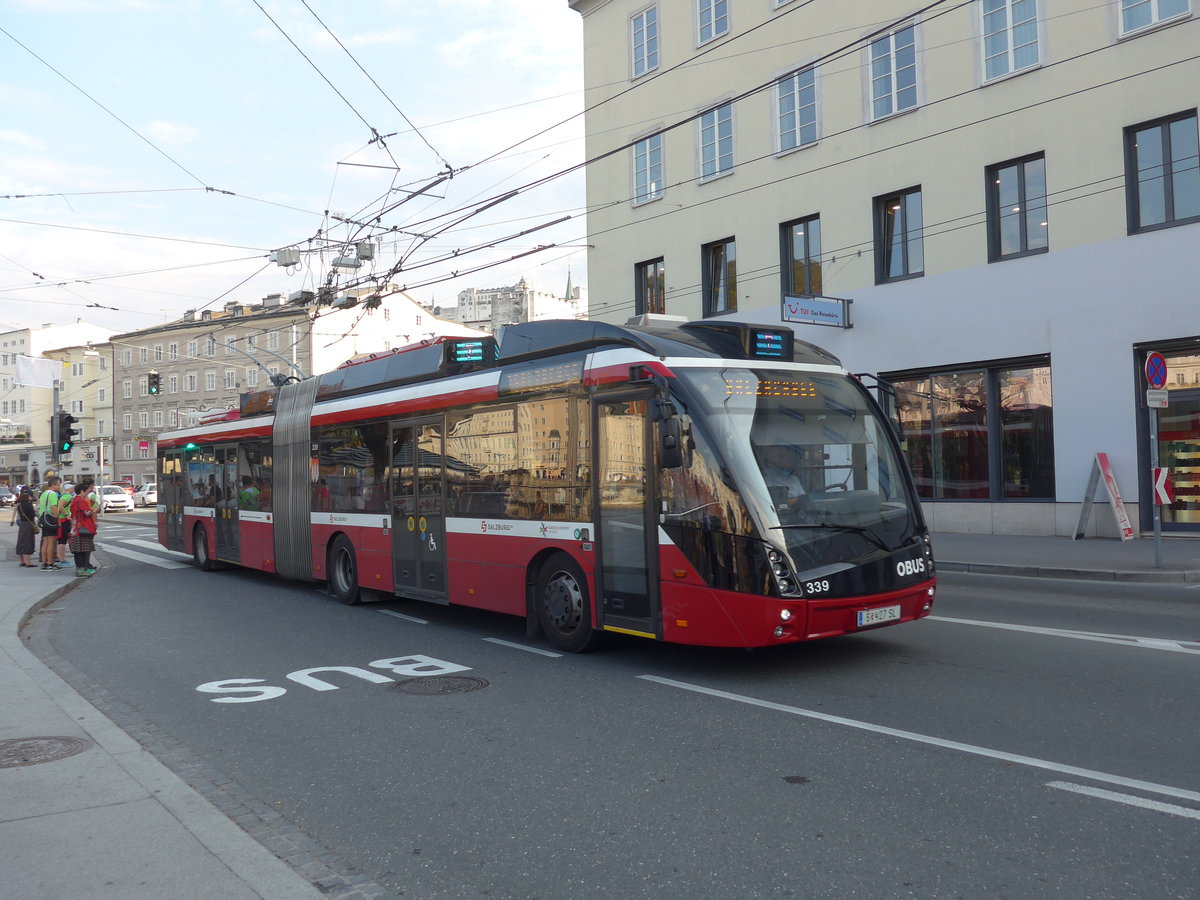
[393,676,490,695]
[0,736,91,769]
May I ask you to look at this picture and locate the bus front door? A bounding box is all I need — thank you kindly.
[390,418,447,602]
[162,452,185,552]
[595,396,659,639]
[215,446,239,563]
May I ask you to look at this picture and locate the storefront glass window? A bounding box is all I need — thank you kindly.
[1158,350,1200,527]
[999,365,1055,498]
[932,371,988,498]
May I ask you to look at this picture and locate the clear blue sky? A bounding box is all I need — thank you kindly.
[0,0,587,335]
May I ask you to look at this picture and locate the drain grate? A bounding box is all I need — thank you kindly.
[0,736,91,769]
[392,676,490,695]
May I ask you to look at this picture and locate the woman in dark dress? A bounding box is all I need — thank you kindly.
[12,489,38,566]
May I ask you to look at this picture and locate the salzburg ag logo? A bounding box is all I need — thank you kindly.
[481,521,488,533]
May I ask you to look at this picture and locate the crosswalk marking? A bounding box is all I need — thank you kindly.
[97,544,190,569]
[118,538,193,560]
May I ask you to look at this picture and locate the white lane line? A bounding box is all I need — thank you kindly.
[1048,781,1200,821]
[96,545,190,569]
[481,638,562,658]
[928,615,1200,654]
[377,609,428,625]
[118,538,193,559]
[638,675,1200,804]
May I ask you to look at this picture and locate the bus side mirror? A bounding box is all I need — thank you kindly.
[661,417,683,469]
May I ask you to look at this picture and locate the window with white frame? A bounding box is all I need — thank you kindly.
[185,373,197,392]
[206,337,216,358]
[777,67,817,151]
[631,7,659,79]
[98,388,106,403]
[139,376,148,397]
[205,372,217,391]
[870,25,917,120]
[246,368,259,388]
[168,374,178,394]
[224,369,236,389]
[153,410,164,428]
[226,337,236,356]
[246,333,257,351]
[697,0,728,44]
[169,342,178,361]
[123,413,133,431]
[169,409,177,427]
[1120,0,1190,34]
[634,133,664,204]
[139,445,149,460]
[982,0,1039,81]
[123,443,132,460]
[700,103,734,179]
[186,340,198,359]
[139,412,149,429]
[268,331,279,351]
[154,344,163,362]
[122,349,132,366]
[98,419,106,435]
[122,379,132,400]
[139,347,148,364]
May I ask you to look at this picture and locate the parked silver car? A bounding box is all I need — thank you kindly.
[133,483,158,507]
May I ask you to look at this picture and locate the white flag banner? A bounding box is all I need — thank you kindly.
[13,355,61,389]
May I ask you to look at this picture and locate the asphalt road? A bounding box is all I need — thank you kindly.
[27,520,1200,899]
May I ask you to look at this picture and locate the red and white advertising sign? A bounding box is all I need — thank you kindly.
[1096,453,1136,540]
[1152,468,1175,505]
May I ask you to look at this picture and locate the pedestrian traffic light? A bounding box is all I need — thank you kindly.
[57,411,79,454]
[148,370,161,395]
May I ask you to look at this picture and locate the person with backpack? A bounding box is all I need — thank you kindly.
[68,478,99,577]
[36,476,64,570]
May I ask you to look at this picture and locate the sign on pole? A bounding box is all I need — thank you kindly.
[1152,468,1174,505]
[1145,351,1168,389]
[1073,452,1136,541]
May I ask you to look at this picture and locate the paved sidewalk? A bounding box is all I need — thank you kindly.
[933,530,1200,583]
[0,520,323,900]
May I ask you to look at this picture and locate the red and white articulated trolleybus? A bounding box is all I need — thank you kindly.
[155,317,935,651]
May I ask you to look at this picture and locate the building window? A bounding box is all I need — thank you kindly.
[777,68,817,152]
[987,153,1048,261]
[186,373,197,392]
[981,0,1039,81]
[226,337,236,356]
[122,379,132,400]
[1125,111,1200,233]
[123,443,132,460]
[139,412,149,429]
[139,347,148,364]
[122,350,132,367]
[205,372,217,391]
[169,343,178,361]
[169,409,177,428]
[154,410,164,428]
[700,103,733,179]
[139,445,150,460]
[633,133,664,204]
[153,344,163,362]
[98,419,106,435]
[168,374,178,394]
[247,334,257,351]
[206,337,216,358]
[1120,0,1190,34]
[224,369,236,389]
[702,237,737,316]
[631,7,659,79]
[781,215,822,296]
[123,413,133,431]
[874,187,924,283]
[98,388,106,402]
[889,360,1055,500]
[697,0,728,44]
[635,258,667,315]
[187,340,198,359]
[247,368,259,388]
[268,331,279,351]
[139,376,148,397]
[870,25,917,120]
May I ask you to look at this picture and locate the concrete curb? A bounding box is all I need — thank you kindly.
[938,560,1200,583]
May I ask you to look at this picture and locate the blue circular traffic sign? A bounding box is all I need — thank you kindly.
[1145,352,1168,389]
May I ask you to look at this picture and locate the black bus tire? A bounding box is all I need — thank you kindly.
[192,525,215,572]
[327,536,362,606]
[536,552,604,653]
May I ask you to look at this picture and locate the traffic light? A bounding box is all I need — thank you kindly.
[57,411,80,455]
[148,370,161,395]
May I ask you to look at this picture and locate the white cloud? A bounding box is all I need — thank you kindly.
[139,121,198,146]
[0,130,45,150]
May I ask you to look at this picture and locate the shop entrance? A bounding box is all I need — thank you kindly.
[1140,345,1200,533]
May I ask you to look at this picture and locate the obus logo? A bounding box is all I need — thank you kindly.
[896,558,927,577]
[196,655,470,703]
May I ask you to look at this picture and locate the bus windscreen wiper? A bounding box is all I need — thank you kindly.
[771,522,892,553]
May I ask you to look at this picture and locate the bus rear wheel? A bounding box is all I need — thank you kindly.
[327,536,362,606]
[536,552,604,653]
[192,526,215,572]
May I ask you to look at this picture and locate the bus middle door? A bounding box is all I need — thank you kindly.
[390,418,447,602]
[595,395,659,640]
[215,445,239,563]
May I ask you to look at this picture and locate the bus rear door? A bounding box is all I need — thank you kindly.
[595,396,660,640]
[391,418,447,602]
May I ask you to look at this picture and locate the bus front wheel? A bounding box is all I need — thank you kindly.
[192,526,215,572]
[536,553,604,653]
[327,536,362,606]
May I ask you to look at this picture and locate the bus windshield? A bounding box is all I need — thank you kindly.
[667,368,921,566]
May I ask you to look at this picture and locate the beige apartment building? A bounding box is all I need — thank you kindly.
[570,0,1200,536]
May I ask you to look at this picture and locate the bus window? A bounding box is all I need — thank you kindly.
[314,422,389,513]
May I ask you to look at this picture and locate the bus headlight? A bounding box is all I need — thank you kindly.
[780,608,793,622]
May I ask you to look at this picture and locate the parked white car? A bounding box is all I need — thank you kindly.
[133,483,158,507]
[98,484,134,512]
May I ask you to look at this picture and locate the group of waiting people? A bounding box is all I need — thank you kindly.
[9,475,100,576]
